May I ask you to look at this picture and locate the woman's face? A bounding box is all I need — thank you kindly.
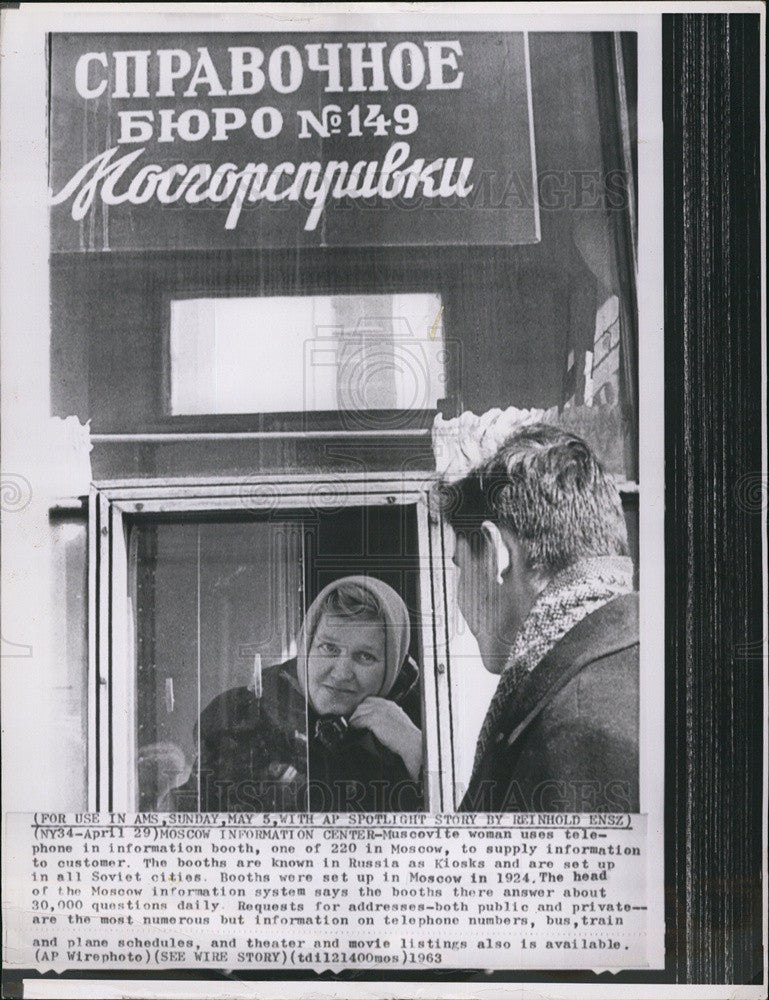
[306,612,386,716]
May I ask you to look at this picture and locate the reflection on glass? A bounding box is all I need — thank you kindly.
[132,507,425,813]
[134,520,305,812]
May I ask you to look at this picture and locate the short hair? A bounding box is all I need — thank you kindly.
[316,580,384,624]
[439,423,628,573]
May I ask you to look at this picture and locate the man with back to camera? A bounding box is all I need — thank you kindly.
[439,423,639,813]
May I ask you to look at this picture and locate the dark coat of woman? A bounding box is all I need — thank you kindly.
[173,656,422,813]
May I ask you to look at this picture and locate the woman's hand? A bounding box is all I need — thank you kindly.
[349,697,423,781]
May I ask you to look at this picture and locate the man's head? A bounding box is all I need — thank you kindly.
[440,423,629,672]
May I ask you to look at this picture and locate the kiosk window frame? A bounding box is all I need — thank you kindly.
[88,472,454,813]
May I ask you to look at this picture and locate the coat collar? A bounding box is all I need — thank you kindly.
[496,592,639,750]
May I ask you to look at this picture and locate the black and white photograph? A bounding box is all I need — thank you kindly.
[0,3,764,998]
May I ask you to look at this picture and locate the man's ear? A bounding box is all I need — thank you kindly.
[481,520,511,584]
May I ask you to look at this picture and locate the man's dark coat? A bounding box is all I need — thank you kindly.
[460,593,640,813]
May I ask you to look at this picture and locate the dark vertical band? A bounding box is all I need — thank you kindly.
[664,12,763,985]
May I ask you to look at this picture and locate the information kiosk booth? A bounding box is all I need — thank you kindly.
[45,31,638,813]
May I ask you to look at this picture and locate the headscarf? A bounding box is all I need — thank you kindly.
[296,576,411,704]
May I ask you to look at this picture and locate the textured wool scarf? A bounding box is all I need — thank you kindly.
[471,555,635,780]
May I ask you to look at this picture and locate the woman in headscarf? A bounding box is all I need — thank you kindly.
[298,576,423,812]
[173,576,423,813]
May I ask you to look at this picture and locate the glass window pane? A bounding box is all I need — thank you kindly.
[132,505,426,813]
[169,292,445,416]
[133,520,306,812]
